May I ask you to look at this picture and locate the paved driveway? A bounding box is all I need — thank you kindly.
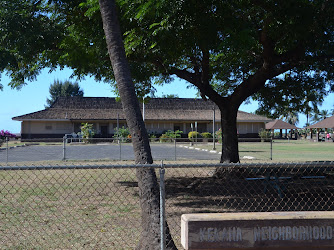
[0,143,220,163]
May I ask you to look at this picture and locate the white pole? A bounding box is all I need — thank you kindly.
[213,107,216,150]
[143,97,145,121]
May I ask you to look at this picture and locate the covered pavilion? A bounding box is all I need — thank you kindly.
[307,115,334,141]
[265,119,300,138]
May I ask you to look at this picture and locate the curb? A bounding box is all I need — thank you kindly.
[178,145,222,155]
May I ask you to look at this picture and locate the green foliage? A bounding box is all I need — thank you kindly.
[310,109,331,124]
[46,79,84,107]
[254,75,328,119]
[200,132,212,138]
[279,110,299,125]
[2,0,332,104]
[258,129,272,140]
[0,0,63,89]
[188,131,200,142]
[118,0,334,100]
[159,130,182,142]
[80,123,95,141]
[159,133,171,143]
[149,133,158,141]
[165,130,182,138]
[113,126,131,142]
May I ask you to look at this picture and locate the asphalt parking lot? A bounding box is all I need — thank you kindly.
[0,143,221,163]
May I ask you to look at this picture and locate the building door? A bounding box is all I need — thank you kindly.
[74,123,81,133]
[197,123,207,133]
[100,125,108,137]
[174,123,182,131]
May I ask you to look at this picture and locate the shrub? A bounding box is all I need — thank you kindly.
[215,129,222,143]
[201,132,212,138]
[258,128,271,140]
[113,126,130,142]
[80,123,95,142]
[188,131,200,142]
[149,133,158,142]
[165,130,183,138]
[159,133,171,143]
[0,130,16,146]
[0,130,16,140]
[159,130,183,142]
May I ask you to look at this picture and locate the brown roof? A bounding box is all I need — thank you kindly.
[12,97,271,122]
[307,115,334,129]
[265,119,299,130]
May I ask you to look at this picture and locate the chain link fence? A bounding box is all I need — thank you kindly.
[2,137,334,163]
[1,162,334,249]
[1,137,275,163]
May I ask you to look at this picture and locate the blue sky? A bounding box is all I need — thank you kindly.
[1,68,333,133]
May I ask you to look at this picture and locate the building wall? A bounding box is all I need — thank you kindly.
[22,121,72,134]
[20,120,266,139]
[237,122,265,134]
[145,121,174,134]
[145,121,211,134]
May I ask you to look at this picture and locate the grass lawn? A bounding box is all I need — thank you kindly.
[0,140,62,149]
[0,167,141,249]
[196,139,334,162]
[1,139,334,249]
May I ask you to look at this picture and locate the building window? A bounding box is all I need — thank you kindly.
[45,125,52,130]
[113,123,126,131]
[174,123,182,131]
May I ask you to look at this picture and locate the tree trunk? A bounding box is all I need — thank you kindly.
[98,1,176,249]
[213,105,240,178]
[219,106,240,163]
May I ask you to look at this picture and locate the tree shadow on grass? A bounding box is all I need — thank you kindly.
[165,173,334,213]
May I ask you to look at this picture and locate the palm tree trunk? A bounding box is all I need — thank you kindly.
[99,0,176,249]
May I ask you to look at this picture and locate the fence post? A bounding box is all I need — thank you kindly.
[6,136,9,164]
[270,137,273,160]
[174,138,177,161]
[213,107,216,150]
[62,136,66,161]
[119,138,122,160]
[159,160,166,250]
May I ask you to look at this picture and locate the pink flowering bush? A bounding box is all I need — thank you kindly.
[0,130,16,141]
[215,128,222,143]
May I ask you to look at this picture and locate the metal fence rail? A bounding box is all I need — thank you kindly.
[1,162,334,249]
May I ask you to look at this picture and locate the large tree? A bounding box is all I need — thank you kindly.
[114,0,334,162]
[46,79,84,107]
[2,1,333,163]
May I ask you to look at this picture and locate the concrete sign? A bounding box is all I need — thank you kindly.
[181,211,334,249]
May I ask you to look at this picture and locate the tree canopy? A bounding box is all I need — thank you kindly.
[2,1,333,103]
[0,0,62,89]
[1,0,334,162]
[46,79,84,107]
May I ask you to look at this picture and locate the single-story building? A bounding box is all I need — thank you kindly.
[12,97,272,140]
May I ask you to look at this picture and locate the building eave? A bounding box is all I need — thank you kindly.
[12,119,71,122]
